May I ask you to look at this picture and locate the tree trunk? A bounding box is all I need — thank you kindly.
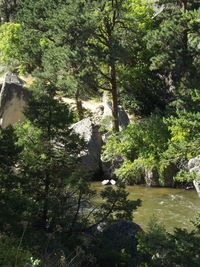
[182,0,188,12]
[75,88,84,120]
[109,64,119,132]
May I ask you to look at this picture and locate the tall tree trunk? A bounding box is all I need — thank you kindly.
[182,0,190,79]
[75,87,84,120]
[43,173,50,229]
[109,64,119,132]
[182,0,188,12]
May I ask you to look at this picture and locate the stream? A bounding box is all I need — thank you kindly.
[92,182,200,232]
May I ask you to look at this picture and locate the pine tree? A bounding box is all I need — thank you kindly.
[0,0,19,23]
[0,76,140,262]
[147,0,200,110]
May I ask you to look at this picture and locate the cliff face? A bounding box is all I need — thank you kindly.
[0,73,29,128]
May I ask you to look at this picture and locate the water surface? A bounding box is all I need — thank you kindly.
[92,182,200,232]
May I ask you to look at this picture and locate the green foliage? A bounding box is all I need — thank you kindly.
[163,110,200,169]
[0,234,41,267]
[146,1,200,112]
[0,23,22,71]
[192,212,200,231]
[103,107,200,185]
[99,182,141,221]
[103,114,170,184]
[0,75,139,264]
[99,115,113,132]
[175,170,198,183]
[119,66,167,116]
[16,0,158,126]
[137,217,200,266]
[115,159,144,184]
[0,0,19,23]
[0,126,20,170]
[0,22,43,74]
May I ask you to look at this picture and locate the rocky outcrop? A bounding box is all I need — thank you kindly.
[101,219,142,261]
[188,156,200,196]
[101,92,130,130]
[86,219,142,266]
[162,163,178,187]
[188,155,200,172]
[72,118,103,175]
[0,77,131,178]
[0,73,28,128]
[144,167,159,187]
[71,94,130,177]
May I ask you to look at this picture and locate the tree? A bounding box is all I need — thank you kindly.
[15,0,155,126]
[0,21,46,74]
[15,0,99,119]
[85,0,153,131]
[137,217,200,267]
[0,0,19,23]
[102,113,170,185]
[0,76,140,264]
[146,0,200,109]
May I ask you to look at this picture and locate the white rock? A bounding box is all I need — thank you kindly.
[102,180,110,185]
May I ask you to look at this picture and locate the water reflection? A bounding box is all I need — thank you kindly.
[92,183,200,232]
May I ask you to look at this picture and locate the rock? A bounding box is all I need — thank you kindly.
[85,220,142,266]
[118,106,130,128]
[188,155,200,170]
[91,105,104,125]
[189,166,200,176]
[144,163,178,187]
[102,220,142,259]
[101,179,110,185]
[101,179,116,185]
[185,183,194,190]
[4,73,25,86]
[72,118,103,175]
[193,180,200,195]
[101,92,129,130]
[162,163,178,187]
[188,155,200,196]
[144,167,159,187]
[0,73,28,128]
[110,179,116,185]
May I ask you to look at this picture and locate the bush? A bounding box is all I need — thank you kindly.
[137,216,200,266]
[103,113,170,184]
[0,234,41,267]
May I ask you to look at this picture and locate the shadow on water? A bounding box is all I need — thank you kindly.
[92,182,200,232]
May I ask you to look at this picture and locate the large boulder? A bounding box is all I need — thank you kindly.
[144,164,178,187]
[162,163,178,187]
[97,220,142,265]
[0,73,28,128]
[72,94,130,177]
[72,118,103,175]
[144,167,159,187]
[188,156,200,195]
[101,92,129,130]
[188,155,200,171]
[85,220,142,266]
[102,219,142,250]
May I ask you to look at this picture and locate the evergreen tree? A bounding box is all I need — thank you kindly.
[147,0,200,110]
[85,0,154,130]
[0,0,19,23]
[0,76,140,263]
[16,0,98,119]
[16,0,155,126]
